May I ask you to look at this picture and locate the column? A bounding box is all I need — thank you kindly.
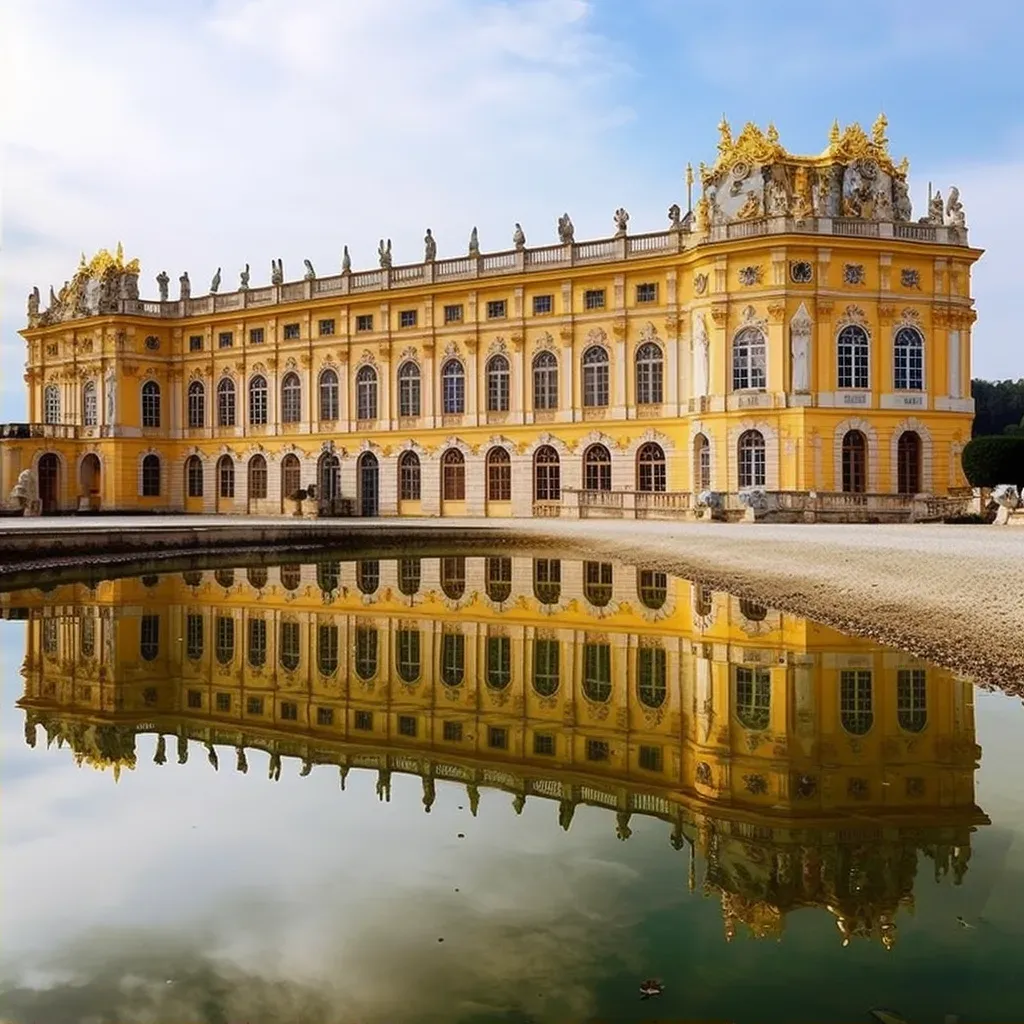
[947,327,961,398]
[422,342,436,428]
[377,344,391,428]
[666,324,680,415]
[466,340,480,427]
[560,334,574,423]
[338,355,350,431]
[511,336,525,425]
[612,333,627,419]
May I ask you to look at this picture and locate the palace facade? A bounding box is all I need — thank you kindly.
[5,117,982,519]
[10,556,985,944]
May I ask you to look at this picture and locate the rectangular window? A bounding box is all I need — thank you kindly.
[443,720,463,742]
[246,696,264,715]
[398,714,417,737]
[486,299,507,320]
[249,328,264,345]
[283,323,300,340]
[488,726,508,750]
[316,706,334,726]
[532,294,553,315]
[636,283,658,304]
[354,709,373,731]
[187,689,202,709]
[533,733,555,756]
[189,335,203,352]
[443,304,463,324]
[399,309,418,329]
[318,319,336,337]
[218,331,233,349]
[586,738,609,762]
[280,701,298,721]
[639,744,663,772]
[584,289,606,310]
[215,692,231,713]
[356,314,374,332]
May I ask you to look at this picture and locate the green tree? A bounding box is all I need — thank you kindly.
[961,435,1024,487]
[971,378,1024,437]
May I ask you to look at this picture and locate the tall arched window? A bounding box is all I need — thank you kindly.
[894,327,924,391]
[317,624,339,676]
[188,380,205,428]
[897,431,922,494]
[533,638,560,696]
[280,372,301,423]
[694,433,711,491]
[739,599,767,621]
[279,621,300,671]
[216,616,235,665]
[140,614,160,662]
[141,381,161,428]
[582,346,609,407]
[635,342,663,405]
[486,354,510,412]
[486,447,511,501]
[217,378,236,427]
[840,669,873,735]
[316,560,340,594]
[248,375,268,426]
[281,453,301,498]
[441,448,465,501]
[354,626,378,681]
[247,567,268,590]
[533,445,560,502]
[248,454,268,500]
[247,618,267,668]
[398,360,421,417]
[485,556,512,603]
[185,455,204,498]
[398,450,421,501]
[441,632,465,687]
[636,442,666,492]
[738,430,766,488]
[583,561,613,607]
[318,452,340,500]
[44,384,61,425]
[533,350,558,410]
[841,430,867,493]
[486,633,511,689]
[141,453,161,496]
[735,667,770,730]
[440,556,465,600]
[897,668,927,733]
[442,359,465,415]
[356,559,379,595]
[356,364,378,421]
[217,455,234,498]
[319,369,339,421]
[396,628,421,682]
[533,558,561,605]
[582,642,611,701]
[398,557,421,596]
[732,328,766,391]
[279,565,301,592]
[637,646,666,707]
[583,443,611,491]
[837,324,870,390]
[637,570,667,610]
[82,381,97,426]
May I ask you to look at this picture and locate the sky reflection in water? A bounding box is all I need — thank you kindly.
[2,552,1023,1024]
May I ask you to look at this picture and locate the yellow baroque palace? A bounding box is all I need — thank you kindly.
[10,554,986,945]
[5,117,982,519]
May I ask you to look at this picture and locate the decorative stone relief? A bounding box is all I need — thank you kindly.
[900,268,921,289]
[534,331,556,352]
[743,773,768,795]
[695,761,712,787]
[693,272,708,295]
[790,261,812,283]
[585,327,607,348]
[738,265,763,286]
[836,304,869,330]
[843,263,865,285]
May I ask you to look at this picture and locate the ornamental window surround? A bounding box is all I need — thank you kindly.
[442,359,465,415]
[635,342,663,405]
[582,345,609,407]
[837,324,870,390]
[318,368,339,421]
[486,354,510,412]
[398,360,421,417]
[894,326,924,391]
[532,350,558,410]
[248,375,268,426]
[732,327,766,391]
[217,378,236,427]
[141,381,161,428]
[280,372,301,423]
[44,385,60,425]
[356,364,378,421]
[738,430,766,488]
[187,381,205,427]
[82,381,97,426]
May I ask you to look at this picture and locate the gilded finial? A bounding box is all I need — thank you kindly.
[871,112,889,151]
[829,119,841,145]
[717,114,733,156]
[79,252,87,269]
[766,122,780,144]
[686,162,694,187]
[115,241,124,265]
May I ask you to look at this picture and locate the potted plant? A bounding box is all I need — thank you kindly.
[301,483,319,519]
[287,488,307,517]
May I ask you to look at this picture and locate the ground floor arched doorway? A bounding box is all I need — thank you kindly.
[38,453,60,514]
[359,452,379,516]
[897,431,922,494]
[80,453,101,509]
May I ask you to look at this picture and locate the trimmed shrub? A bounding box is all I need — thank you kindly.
[961,435,1024,488]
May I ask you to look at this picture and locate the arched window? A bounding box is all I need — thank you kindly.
[486,447,511,501]
[533,445,560,502]
[317,624,339,676]
[356,364,378,421]
[533,350,558,410]
[694,433,711,491]
[837,324,870,390]
[739,598,767,621]
[44,384,61,425]
[141,380,161,428]
[318,452,340,500]
[583,561,613,607]
[354,626,378,681]
[694,584,713,618]
[732,328,766,391]
[279,621,300,670]
[140,614,160,662]
[637,570,667,610]
[185,611,204,658]
[281,453,301,498]
[635,342,663,405]
[840,669,873,735]
[738,430,766,488]
[440,556,465,600]
[441,632,465,687]
[582,346,609,407]
[248,454,268,500]
[319,369,339,421]
[183,571,203,589]
[442,359,465,415]
[396,628,421,683]
[583,443,612,491]
[185,455,204,498]
[441,448,465,501]
[279,564,301,592]
[841,430,867,493]
[636,442,666,492]
[248,375,268,426]
[398,450,421,501]
[533,558,561,605]
[485,556,512,603]
[317,561,340,593]
[247,567,268,590]
[486,354,510,412]
[215,615,235,665]
[142,454,161,496]
[356,559,379,595]
[897,668,927,732]
[735,667,770,730]
[247,618,267,668]
[398,360,421,417]
[215,568,235,588]
[897,431,922,494]
[486,634,511,689]
[217,378,236,427]
[188,380,205,428]
[217,455,234,498]
[532,638,560,696]
[637,647,666,707]
[82,381,97,426]
[398,557,421,596]
[280,372,301,423]
[582,642,611,701]
[894,327,924,391]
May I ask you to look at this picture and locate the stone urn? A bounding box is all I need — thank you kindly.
[301,497,320,519]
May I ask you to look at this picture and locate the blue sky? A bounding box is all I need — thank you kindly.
[3,0,1023,421]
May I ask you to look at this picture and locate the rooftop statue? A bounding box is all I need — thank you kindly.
[557,213,574,244]
[303,259,315,280]
[210,267,221,294]
[239,263,250,290]
[613,207,629,236]
[341,246,351,273]
[270,259,284,285]
[378,239,392,269]
[926,191,944,225]
[27,286,40,320]
[424,229,436,262]
[468,226,480,257]
[512,222,526,250]
[179,272,191,301]
[946,186,966,228]
[156,271,169,302]
[667,203,682,230]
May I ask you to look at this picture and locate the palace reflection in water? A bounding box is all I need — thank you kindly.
[8,556,985,949]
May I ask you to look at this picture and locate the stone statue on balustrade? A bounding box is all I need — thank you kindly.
[892,177,912,221]
[924,191,944,225]
[9,469,41,516]
[239,264,250,290]
[154,272,169,302]
[378,239,392,269]
[614,207,629,236]
[468,226,480,257]
[738,488,772,517]
[303,259,315,280]
[179,272,191,301]
[557,213,574,244]
[271,259,284,285]
[513,223,526,250]
[424,229,436,262]
[27,286,40,321]
[946,186,966,228]
[697,490,722,510]
[668,204,682,230]
[210,267,221,293]
[341,246,351,273]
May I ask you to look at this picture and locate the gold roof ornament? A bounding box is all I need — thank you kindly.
[81,245,140,279]
[702,120,790,186]
[824,115,906,178]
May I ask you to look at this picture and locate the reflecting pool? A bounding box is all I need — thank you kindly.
[2,552,1023,1023]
